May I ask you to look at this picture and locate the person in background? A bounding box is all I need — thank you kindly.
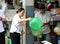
[53,1,59,8]
[1,0,7,12]
[34,2,40,14]
[0,0,7,44]
[47,2,54,11]
[51,1,59,15]
[10,8,32,44]
[20,0,23,7]
[34,6,39,14]
[43,1,48,11]
[34,4,51,44]
[50,1,59,37]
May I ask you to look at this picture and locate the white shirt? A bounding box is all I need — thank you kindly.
[0,1,7,32]
[2,3,7,12]
[0,10,5,32]
[10,15,23,34]
[1,1,7,12]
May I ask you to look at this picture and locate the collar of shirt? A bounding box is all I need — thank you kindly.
[39,11,47,15]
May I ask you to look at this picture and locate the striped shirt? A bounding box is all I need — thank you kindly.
[35,11,51,34]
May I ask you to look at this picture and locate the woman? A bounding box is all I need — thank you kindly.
[10,8,31,44]
[0,1,7,44]
[0,10,6,44]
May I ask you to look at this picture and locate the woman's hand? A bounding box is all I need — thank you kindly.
[27,17,32,21]
[18,17,32,23]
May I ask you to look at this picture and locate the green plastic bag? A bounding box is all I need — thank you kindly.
[32,28,43,38]
[29,18,43,38]
[29,18,42,30]
[8,39,12,44]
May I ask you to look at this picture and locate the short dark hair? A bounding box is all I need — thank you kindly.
[38,4,45,9]
[16,8,24,13]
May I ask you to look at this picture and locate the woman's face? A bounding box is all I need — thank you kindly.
[19,10,25,17]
